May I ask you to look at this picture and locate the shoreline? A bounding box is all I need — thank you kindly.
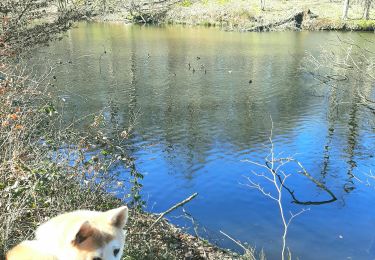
[91,15,375,33]
[90,14,375,33]
[88,0,375,32]
[128,210,241,259]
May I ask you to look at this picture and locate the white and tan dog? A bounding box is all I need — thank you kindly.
[7,206,129,260]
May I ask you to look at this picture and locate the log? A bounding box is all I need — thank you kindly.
[247,9,318,32]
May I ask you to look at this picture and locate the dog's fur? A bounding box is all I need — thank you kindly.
[7,206,128,260]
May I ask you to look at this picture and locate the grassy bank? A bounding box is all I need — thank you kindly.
[100,0,375,31]
[162,0,371,31]
[39,0,375,31]
[163,0,375,31]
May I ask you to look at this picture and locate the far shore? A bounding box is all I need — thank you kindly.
[88,0,375,32]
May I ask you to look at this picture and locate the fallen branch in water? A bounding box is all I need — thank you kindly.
[220,230,256,259]
[147,192,198,232]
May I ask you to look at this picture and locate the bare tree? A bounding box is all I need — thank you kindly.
[124,0,182,23]
[363,0,372,20]
[243,120,311,260]
[342,0,350,20]
[0,0,83,53]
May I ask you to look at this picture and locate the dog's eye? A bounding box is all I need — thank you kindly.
[113,248,120,256]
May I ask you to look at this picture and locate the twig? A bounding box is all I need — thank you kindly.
[147,192,198,232]
[220,231,249,253]
[220,230,255,259]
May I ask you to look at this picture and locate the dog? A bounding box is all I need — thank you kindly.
[7,206,129,260]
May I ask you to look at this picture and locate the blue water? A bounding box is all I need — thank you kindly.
[37,23,375,259]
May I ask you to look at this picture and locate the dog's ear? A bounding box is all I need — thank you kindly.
[72,221,93,246]
[105,206,128,228]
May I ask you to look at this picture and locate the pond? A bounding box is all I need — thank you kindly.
[37,23,375,260]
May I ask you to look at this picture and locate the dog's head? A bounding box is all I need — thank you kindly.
[72,206,129,260]
[64,206,129,260]
[7,206,129,260]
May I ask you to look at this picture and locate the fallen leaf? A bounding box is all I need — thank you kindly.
[9,114,18,120]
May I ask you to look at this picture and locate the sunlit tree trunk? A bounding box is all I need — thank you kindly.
[342,0,350,20]
[102,0,107,14]
[363,0,372,20]
[260,0,265,11]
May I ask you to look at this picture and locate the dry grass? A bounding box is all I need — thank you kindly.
[165,0,375,30]
[126,210,240,259]
[0,57,130,255]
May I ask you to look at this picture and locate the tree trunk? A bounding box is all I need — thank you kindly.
[260,0,265,11]
[363,0,372,20]
[342,0,349,20]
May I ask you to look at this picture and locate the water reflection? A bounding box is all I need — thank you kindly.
[36,24,375,260]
